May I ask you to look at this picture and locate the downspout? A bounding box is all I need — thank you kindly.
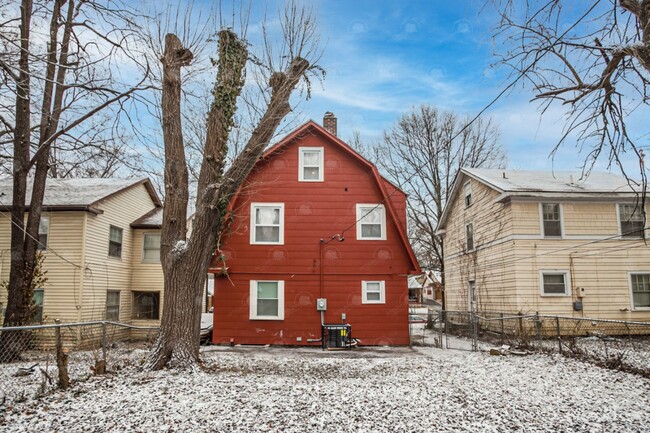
[319,238,324,325]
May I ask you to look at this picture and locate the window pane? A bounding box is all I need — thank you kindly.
[257,282,278,299]
[32,289,44,323]
[366,292,381,301]
[256,226,280,243]
[620,205,645,238]
[303,151,320,165]
[466,224,474,250]
[38,234,48,251]
[257,299,279,316]
[39,217,49,235]
[109,242,122,258]
[366,282,380,292]
[544,221,562,237]
[256,208,279,225]
[361,224,381,238]
[143,234,161,261]
[110,226,123,243]
[303,167,320,180]
[360,207,381,223]
[543,274,566,294]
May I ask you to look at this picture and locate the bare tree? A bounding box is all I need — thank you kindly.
[373,106,505,294]
[145,2,321,370]
[0,0,149,358]
[492,0,649,196]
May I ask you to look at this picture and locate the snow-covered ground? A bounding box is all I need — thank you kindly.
[1,345,649,432]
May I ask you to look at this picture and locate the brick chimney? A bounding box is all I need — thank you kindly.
[323,112,337,136]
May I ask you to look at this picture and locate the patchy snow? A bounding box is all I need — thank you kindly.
[172,240,188,255]
[1,345,649,432]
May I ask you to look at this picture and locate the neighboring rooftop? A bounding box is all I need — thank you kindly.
[464,168,640,194]
[131,207,163,229]
[0,177,161,213]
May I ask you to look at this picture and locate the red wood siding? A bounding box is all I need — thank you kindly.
[213,124,418,346]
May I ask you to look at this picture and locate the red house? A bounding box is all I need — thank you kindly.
[211,114,420,346]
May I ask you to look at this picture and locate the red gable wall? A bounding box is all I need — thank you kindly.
[212,123,419,346]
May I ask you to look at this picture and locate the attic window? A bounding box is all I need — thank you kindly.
[299,147,324,182]
[464,182,472,207]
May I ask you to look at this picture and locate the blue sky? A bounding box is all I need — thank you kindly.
[234,0,646,174]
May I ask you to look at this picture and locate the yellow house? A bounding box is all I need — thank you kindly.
[0,178,164,326]
[437,168,650,321]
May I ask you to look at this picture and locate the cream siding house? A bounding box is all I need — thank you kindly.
[0,178,165,325]
[437,168,650,321]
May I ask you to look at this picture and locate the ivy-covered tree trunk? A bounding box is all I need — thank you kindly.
[146,28,311,370]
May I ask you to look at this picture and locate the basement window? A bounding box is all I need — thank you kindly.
[132,291,160,320]
[540,271,570,296]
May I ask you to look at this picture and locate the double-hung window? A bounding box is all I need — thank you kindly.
[38,216,49,251]
[466,223,474,251]
[142,233,161,262]
[618,204,645,239]
[299,147,324,181]
[541,203,562,238]
[630,273,650,309]
[362,281,385,304]
[250,203,284,244]
[250,280,285,320]
[356,204,386,240]
[540,271,570,296]
[106,291,120,321]
[109,225,123,258]
[464,182,472,207]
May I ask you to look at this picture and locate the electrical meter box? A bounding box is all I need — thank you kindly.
[316,298,327,311]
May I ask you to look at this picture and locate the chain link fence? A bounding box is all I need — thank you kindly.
[0,321,158,406]
[410,310,650,376]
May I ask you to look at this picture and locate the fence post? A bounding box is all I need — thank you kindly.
[500,312,505,345]
[438,310,444,349]
[55,321,69,390]
[471,311,478,352]
[102,321,107,364]
[534,312,541,343]
[517,312,523,336]
[556,316,561,354]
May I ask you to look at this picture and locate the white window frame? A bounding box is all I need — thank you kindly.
[38,216,50,251]
[249,280,285,320]
[466,222,474,251]
[617,203,646,239]
[298,147,324,182]
[464,182,472,207]
[629,272,650,311]
[142,233,161,262]
[250,203,285,245]
[468,280,476,312]
[356,204,387,240]
[362,280,386,304]
[539,203,563,238]
[539,270,571,297]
